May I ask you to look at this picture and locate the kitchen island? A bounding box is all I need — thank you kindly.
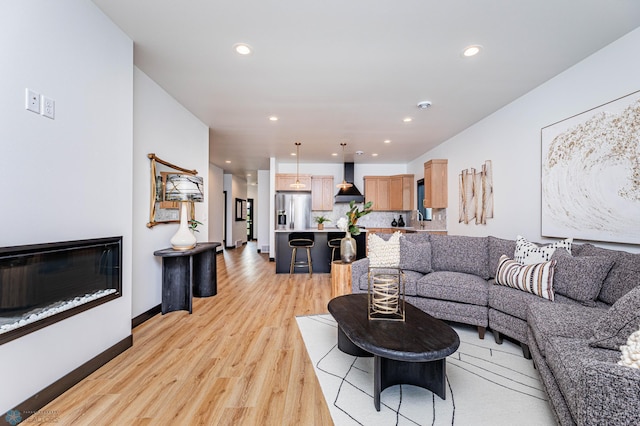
[275,228,367,274]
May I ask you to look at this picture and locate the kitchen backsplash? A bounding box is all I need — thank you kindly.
[312,206,447,231]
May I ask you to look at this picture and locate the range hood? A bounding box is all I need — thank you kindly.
[335,162,365,203]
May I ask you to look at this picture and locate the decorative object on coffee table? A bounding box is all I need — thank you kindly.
[165,174,204,250]
[368,267,405,321]
[336,199,373,263]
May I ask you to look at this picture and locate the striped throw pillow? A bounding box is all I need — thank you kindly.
[495,255,557,300]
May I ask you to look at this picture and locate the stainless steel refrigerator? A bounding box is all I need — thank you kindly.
[275,191,312,231]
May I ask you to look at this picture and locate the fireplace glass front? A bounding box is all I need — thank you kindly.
[0,236,122,345]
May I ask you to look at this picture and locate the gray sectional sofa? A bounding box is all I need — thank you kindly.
[350,232,640,425]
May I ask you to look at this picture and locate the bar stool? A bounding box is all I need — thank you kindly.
[289,232,314,276]
[327,232,343,264]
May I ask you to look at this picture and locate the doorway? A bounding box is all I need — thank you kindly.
[247,198,254,241]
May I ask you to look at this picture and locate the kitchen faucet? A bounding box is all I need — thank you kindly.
[416,210,424,229]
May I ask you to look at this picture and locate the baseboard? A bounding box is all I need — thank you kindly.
[132,304,161,329]
[12,335,133,422]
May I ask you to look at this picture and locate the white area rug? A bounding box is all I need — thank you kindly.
[296,314,556,426]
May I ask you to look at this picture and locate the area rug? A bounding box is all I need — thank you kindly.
[296,314,555,426]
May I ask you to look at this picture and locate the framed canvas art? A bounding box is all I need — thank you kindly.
[541,90,640,244]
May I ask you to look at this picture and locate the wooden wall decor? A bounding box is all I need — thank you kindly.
[459,160,493,225]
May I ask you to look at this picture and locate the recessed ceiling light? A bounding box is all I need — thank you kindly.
[403,117,413,123]
[247,173,252,177]
[234,43,252,55]
[331,153,338,156]
[372,153,378,157]
[269,116,278,121]
[384,140,391,144]
[462,45,482,57]
[225,160,231,164]
[290,152,296,156]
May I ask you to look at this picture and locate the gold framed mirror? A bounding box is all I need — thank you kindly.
[147,153,198,228]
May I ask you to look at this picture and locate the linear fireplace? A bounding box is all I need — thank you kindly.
[0,236,122,345]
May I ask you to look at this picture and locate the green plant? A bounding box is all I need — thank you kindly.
[346,200,373,235]
[314,215,331,224]
[189,219,203,233]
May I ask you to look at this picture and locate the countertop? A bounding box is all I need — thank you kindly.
[275,227,365,233]
[274,227,447,233]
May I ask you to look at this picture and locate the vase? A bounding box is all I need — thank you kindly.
[340,231,357,263]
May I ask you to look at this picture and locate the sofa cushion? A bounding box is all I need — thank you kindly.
[527,300,607,357]
[488,236,516,279]
[551,249,614,306]
[590,285,640,350]
[430,235,490,279]
[514,235,572,264]
[495,255,556,300]
[367,231,401,267]
[416,271,489,306]
[356,268,422,297]
[402,232,430,244]
[578,244,640,305]
[399,238,432,274]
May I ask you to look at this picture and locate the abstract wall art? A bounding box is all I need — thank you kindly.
[459,160,493,225]
[541,90,640,244]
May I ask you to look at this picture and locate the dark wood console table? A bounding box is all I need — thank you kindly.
[153,242,221,314]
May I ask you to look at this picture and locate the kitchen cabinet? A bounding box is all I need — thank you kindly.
[311,175,334,211]
[389,174,414,211]
[423,159,448,208]
[275,173,312,191]
[365,174,414,211]
[364,176,390,211]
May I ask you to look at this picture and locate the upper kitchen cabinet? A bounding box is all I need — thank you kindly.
[275,173,312,191]
[364,176,390,211]
[423,159,447,208]
[389,174,414,211]
[311,175,334,210]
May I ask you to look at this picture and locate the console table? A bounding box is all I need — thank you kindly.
[153,242,221,314]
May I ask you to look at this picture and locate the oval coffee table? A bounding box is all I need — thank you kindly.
[328,293,460,411]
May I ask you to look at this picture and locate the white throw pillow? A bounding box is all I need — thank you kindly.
[514,235,572,265]
[619,325,640,369]
[368,231,401,268]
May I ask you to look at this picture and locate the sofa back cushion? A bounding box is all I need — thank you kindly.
[430,235,490,279]
[551,249,615,307]
[488,236,517,279]
[590,285,640,350]
[578,244,640,305]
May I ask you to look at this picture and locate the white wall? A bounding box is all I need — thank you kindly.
[0,0,133,411]
[408,27,640,253]
[132,68,209,317]
[223,174,248,247]
[257,169,271,253]
[208,163,224,251]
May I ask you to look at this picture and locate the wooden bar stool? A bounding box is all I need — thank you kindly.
[327,232,343,264]
[289,232,314,276]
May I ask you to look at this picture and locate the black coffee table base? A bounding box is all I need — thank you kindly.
[338,326,446,411]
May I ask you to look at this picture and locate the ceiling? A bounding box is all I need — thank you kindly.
[93,0,640,183]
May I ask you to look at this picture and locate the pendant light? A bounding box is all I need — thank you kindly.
[336,142,353,190]
[290,142,306,189]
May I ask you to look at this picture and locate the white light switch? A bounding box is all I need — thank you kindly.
[25,88,40,114]
[41,96,55,119]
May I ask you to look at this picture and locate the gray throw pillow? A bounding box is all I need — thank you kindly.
[552,249,614,306]
[399,238,432,274]
[488,236,517,279]
[579,244,640,305]
[590,285,640,350]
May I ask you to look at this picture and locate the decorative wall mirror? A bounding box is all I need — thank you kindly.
[147,153,198,228]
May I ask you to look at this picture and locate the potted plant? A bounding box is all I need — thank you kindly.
[314,215,331,230]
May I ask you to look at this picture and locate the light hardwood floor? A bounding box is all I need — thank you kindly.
[34,242,334,425]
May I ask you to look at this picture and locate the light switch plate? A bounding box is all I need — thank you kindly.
[25,88,40,114]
